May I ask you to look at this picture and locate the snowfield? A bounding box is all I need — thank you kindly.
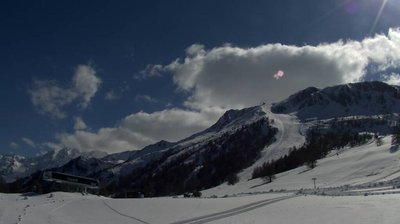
[0,192,290,224]
[2,192,400,224]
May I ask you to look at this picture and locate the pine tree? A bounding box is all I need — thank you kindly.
[227,173,239,185]
[391,126,400,146]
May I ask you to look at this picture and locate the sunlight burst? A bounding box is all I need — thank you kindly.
[369,0,389,35]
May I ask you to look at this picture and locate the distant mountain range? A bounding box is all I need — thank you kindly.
[0,148,107,182]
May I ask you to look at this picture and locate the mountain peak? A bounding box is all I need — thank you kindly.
[205,106,266,133]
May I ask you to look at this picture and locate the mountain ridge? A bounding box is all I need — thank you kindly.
[272,81,400,120]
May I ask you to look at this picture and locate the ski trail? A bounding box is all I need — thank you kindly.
[170,195,298,224]
[102,200,151,224]
[239,105,306,180]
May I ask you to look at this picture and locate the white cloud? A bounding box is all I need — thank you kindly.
[52,107,222,153]
[185,44,206,56]
[29,65,101,119]
[9,142,18,149]
[73,117,87,130]
[381,73,400,85]
[72,65,102,108]
[134,94,158,103]
[135,64,164,79]
[21,137,36,148]
[105,90,120,100]
[29,80,76,119]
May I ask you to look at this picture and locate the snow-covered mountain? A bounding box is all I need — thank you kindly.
[50,140,176,180]
[101,140,174,164]
[272,81,400,120]
[0,154,27,182]
[93,105,278,196]
[0,148,106,182]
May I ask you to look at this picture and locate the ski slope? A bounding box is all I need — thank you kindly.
[204,136,400,197]
[238,105,306,180]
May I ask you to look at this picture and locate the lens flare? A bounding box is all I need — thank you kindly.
[369,0,388,36]
[273,70,285,80]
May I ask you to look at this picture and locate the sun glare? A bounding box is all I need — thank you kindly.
[369,0,389,35]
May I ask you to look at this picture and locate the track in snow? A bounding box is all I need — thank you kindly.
[170,195,297,224]
[102,200,151,224]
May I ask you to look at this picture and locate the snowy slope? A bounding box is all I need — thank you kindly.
[238,104,306,180]
[203,136,400,197]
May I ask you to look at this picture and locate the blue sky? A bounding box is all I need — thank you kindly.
[1,0,400,156]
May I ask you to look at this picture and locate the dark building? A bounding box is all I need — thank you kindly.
[42,171,100,194]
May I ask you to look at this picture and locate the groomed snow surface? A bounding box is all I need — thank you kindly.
[2,192,400,224]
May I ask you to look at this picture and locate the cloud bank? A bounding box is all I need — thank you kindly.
[29,65,101,119]
[52,28,400,153]
[51,108,222,152]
